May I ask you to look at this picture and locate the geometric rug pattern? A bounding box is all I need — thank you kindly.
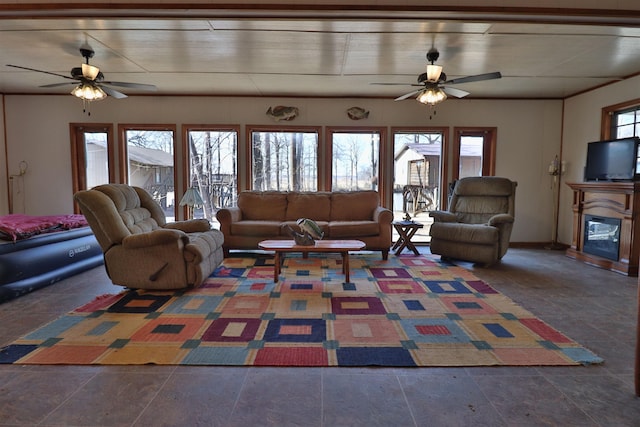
[0,254,603,367]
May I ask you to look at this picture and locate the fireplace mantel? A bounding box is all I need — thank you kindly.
[566,181,640,276]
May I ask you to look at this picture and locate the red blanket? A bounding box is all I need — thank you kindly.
[0,214,89,242]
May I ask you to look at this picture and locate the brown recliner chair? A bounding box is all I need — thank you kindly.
[429,176,517,266]
[74,184,224,290]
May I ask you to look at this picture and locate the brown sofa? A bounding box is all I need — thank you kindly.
[74,184,224,290]
[216,190,393,259]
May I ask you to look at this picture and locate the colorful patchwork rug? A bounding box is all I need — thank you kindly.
[0,254,602,367]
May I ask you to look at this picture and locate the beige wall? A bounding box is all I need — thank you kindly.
[2,94,562,243]
[560,74,640,245]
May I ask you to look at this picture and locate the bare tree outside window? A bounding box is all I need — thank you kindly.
[331,132,379,191]
[251,131,318,191]
[187,130,238,221]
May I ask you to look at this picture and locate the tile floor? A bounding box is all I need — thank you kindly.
[0,248,639,426]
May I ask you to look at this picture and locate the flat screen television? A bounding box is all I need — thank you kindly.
[584,137,640,181]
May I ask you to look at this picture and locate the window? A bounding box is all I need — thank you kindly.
[184,126,239,222]
[328,128,382,192]
[392,128,447,243]
[119,124,176,220]
[249,127,319,191]
[603,100,640,173]
[453,128,497,180]
[610,105,640,139]
[70,124,114,213]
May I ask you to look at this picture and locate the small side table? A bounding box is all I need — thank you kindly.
[392,220,424,255]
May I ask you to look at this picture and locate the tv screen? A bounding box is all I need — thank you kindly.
[584,137,640,181]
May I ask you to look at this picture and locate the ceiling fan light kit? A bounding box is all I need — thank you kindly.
[70,83,106,101]
[417,86,447,105]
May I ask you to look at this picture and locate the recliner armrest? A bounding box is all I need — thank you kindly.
[488,213,514,226]
[164,219,211,233]
[429,211,458,222]
[122,229,187,249]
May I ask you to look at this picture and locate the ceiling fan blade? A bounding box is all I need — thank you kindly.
[442,86,470,98]
[370,82,422,86]
[100,85,128,99]
[39,82,77,88]
[444,71,502,85]
[395,89,423,101]
[102,81,158,91]
[6,64,75,80]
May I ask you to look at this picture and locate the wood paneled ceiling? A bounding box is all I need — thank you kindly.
[1,6,640,100]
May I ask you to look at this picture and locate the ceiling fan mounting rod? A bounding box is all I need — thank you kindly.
[426,48,439,64]
[79,47,94,63]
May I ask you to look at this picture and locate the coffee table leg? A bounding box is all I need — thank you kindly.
[274,251,281,283]
[343,251,350,282]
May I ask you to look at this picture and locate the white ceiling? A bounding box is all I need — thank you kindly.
[1,13,640,101]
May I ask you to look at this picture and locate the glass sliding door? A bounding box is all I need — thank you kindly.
[392,129,446,244]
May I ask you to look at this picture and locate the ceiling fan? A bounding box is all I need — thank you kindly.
[373,48,502,105]
[6,44,157,101]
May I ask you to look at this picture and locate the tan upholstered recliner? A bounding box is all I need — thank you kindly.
[74,184,224,290]
[429,176,517,266]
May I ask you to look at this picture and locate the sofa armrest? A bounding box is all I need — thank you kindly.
[122,229,187,250]
[488,213,514,226]
[373,206,393,224]
[216,207,242,235]
[429,211,459,222]
[164,219,211,233]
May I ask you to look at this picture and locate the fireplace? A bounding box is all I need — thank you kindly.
[583,215,621,261]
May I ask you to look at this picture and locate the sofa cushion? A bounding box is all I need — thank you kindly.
[330,191,379,221]
[329,221,379,238]
[231,220,283,237]
[238,191,288,221]
[285,192,331,221]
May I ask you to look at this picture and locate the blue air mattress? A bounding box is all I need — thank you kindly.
[0,227,103,303]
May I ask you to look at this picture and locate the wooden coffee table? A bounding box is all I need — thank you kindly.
[258,239,366,283]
